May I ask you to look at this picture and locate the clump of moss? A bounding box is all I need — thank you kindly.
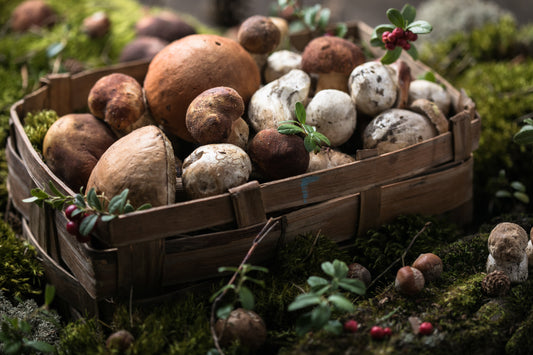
[23,109,58,154]
[0,220,44,299]
[56,317,105,355]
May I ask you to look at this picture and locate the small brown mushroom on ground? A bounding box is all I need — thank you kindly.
[248,69,310,133]
[486,222,529,283]
[408,79,452,116]
[10,0,56,33]
[181,143,251,199]
[87,125,176,208]
[264,50,302,83]
[248,128,309,180]
[301,36,365,93]
[88,73,147,132]
[347,263,372,287]
[215,308,267,349]
[306,148,355,173]
[395,266,425,296]
[349,61,398,117]
[43,113,117,192]
[119,36,169,63]
[143,34,260,142]
[363,108,437,154]
[135,10,196,43]
[185,86,245,145]
[305,89,357,147]
[106,330,135,352]
[238,15,280,54]
[412,253,443,282]
[82,11,111,38]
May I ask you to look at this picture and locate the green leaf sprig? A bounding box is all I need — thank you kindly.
[277,0,347,37]
[278,101,331,153]
[23,182,151,237]
[288,259,366,336]
[370,4,432,64]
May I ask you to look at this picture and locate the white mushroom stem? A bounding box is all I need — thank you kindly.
[526,240,533,267]
[486,253,528,283]
[316,72,350,93]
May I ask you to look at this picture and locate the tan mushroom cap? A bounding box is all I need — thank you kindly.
[10,0,56,32]
[144,34,261,142]
[488,222,528,263]
[301,36,365,77]
[237,15,281,54]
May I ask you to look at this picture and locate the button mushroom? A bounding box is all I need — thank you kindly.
[363,108,437,154]
[88,73,149,135]
[301,36,366,93]
[486,222,529,283]
[305,89,357,147]
[143,34,260,142]
[248,69,310,133]
[43,113,117,192]
[348,61,398,117]
[181,143,252,199]
[408,79,452,116]
[86,125,176,208]
[264,50,302,83]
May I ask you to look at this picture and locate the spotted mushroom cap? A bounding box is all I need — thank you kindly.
[301,36,365,76]
[488,222,528,263]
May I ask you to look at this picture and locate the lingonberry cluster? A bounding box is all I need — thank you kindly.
[64,204,92,243]
[381,27,418,51]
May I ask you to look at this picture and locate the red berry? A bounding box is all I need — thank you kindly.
[406,30,418,42]
[370,326,385,340]
[76,233,91,244]
[419,322,434,335]
[392,27,404,38]
[383,327,392,337]
[402,42,411,51]
[64,204,78,220]
[66,220,79,236]
[344,320,358,333]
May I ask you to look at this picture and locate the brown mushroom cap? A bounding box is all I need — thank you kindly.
[43,113,117,192]
[135,11,196,43]
[248,128,309,180]
[119,36,169,63]
[301,36,365,76]
[82,11,111,38]
[86,125,176,208]
[186,86,245,145]
[488,222,528,263]
[88,73,145,131]
[237,15,281,54]
[215,308,267,349]
[143,34,261,142]
[10,0,56,32]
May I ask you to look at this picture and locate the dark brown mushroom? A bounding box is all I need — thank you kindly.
[119,36,169,63]
[10,0,56,32]
[237,15,281,54]
[135,11,196,43]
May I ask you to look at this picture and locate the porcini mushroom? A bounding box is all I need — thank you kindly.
[86,125,176,207]
[301,36,365,93]
[486,222,528,283]
[181,143,252,199]
[305,89,357,147]
[247,69,310,133]
[135,10,196,43]
[185,86,245,145]
[238,15,280,54]
[306,148,355,173]
[215,308,267,349]
[395,266,425,296]
[119,36,168,63]
[348,61,398,117]
[264,50,302,83]
[43,113,117,192]
[82,11,110,38]
[143,34,260,142]
[248,128,309,180]
[363,108,437,154]
[88,73,148,135]
[412,253,443,282]
[10,0,56,33]
[408,79,452,116]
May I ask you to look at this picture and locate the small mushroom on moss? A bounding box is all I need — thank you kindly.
[135,10,196,42]
[181,143,252,199]
[88,73,149,135]
[119,36,168,63]
[248,128,309,180]
[248,69,310,133]
[301,36,365,93]
[412,253,443,282]
[185,86,245,145]
[481,270,511,297]
[306,149,355,173]
[264,50,302,83]
[10,0,56,33]
[305,89,357,147]
[82,11,110,38]
[408,79,452,116]
[106,330,134,352]
[363,108,437,154]
[43,113,117,192]
[347,263,371,287]
[395,266,425,296]
[87,125,176,208]
[215,308,267,349]
[348,61,398,117]
[486,222,529,283]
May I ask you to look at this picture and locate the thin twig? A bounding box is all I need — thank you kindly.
[209,218,279,354]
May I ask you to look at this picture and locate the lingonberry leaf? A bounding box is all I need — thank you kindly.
[216,303,233,320]
[407,44,419,60]
[304,135,317,153]
[328,294,355,312]
[295,101,306,123]
[335,22,348,38]
[380,46,402,64]
[317,7,330,30]
[86,188,101,211]
[401,4,416,24]
[386,8,404,28]
[406,20,432,34]
[137,203,152,211]
[79,214,98,236]
[311,303,331,328]
[100,215,116,222]
[288,293,322,311]
[239,286,255,310]
[278,123,306,135]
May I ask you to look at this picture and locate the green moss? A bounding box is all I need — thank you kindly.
[23,109,59,154]
[505,306,533,354]
[0,220,44,299]
[56,317,106,355]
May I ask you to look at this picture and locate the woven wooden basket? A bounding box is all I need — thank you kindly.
[6,21,480,318]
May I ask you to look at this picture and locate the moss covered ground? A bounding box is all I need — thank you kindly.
[1,0,533,353]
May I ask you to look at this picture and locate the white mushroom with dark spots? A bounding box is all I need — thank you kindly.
[408,79,452,116]
[264,50,302,83]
